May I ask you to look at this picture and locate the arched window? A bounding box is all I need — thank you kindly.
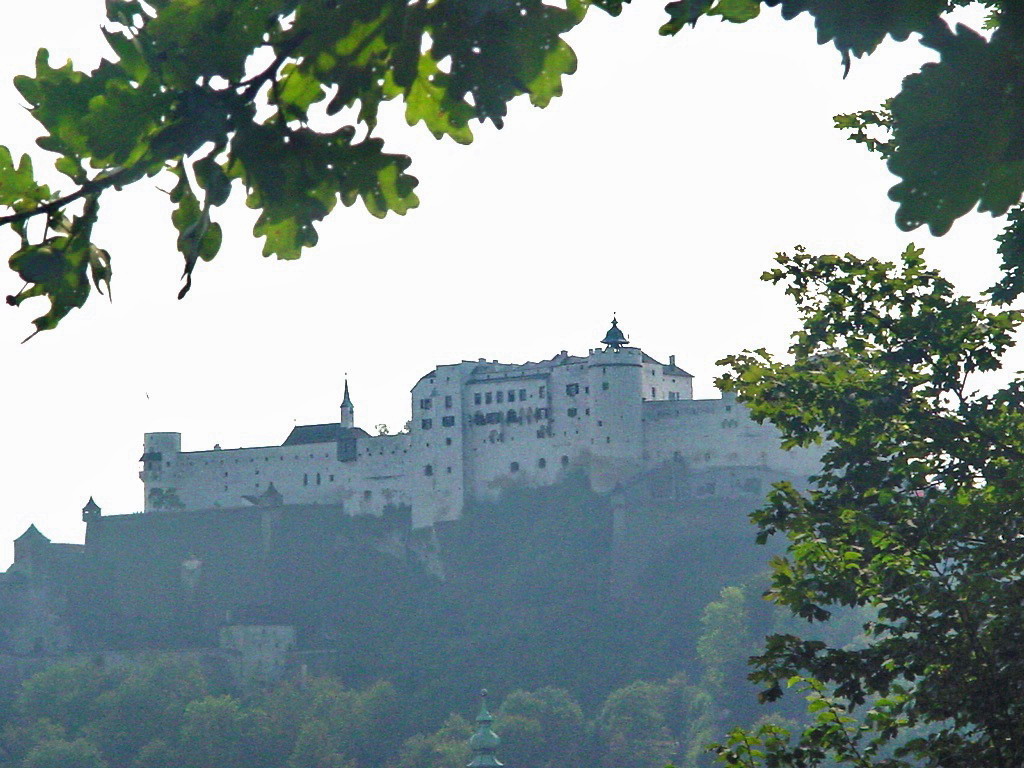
[538,458,547,469]
[510,461,520,473]
[561,455,569,467]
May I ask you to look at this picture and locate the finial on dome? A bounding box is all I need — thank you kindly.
[601,315,629,349]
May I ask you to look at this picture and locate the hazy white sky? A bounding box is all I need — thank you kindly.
[0,3,1009,567]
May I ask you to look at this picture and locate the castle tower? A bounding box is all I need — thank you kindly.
[141,432,182,512]
[587,318,644,489]
[82,496,102,523]
[468,690,503,768]
[340,379,354,430]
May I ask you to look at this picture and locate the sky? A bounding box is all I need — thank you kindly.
[0,2,1009,568]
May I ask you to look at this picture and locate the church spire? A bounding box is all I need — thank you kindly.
[468,690,503,768]
[340,378,354,429]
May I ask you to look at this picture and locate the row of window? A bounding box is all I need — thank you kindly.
[420,415,458,430]
[419,396,455,410]
[424,455,570,476]
[473,386,542,406]
[470,407,549,426]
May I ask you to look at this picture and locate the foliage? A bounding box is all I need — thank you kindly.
[5,0,1024,331]
[714,244,1024,767]
[0,0,583,335]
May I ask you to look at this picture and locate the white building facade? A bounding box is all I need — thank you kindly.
[140,321,820,528]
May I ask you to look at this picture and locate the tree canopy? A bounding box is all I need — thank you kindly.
[1,0,1021,334]
[712,244,1024,767]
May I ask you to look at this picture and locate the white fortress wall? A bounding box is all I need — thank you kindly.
[140,320,822,527]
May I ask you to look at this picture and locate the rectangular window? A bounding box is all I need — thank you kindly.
[474,393,482,405]
[508,390,516,402]
[497,391,504,404]
[420,398,432,410]
[536,407,547,419]
[566,383,579,396]
[519,389,527,400]
[567,408,578,417]
[539,386,546,397]
[486,412,501,424]
[651,387,656,397]
[421,418,433,430]
[442,415,456,427]
[445,395,453,408]
[485,392,493,404]
[602,381,610,391]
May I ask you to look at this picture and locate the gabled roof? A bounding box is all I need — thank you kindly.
[642,353,693,377]
[281,424,369,446]
[15,524,49,544]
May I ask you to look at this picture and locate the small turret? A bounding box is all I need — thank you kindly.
[82,496,102,523]
[468,689,503,768]
[340,379,355,429]
[601,316,629,349]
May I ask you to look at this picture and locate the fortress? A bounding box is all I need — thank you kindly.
[140,318,819,527]
[0,319,822,693]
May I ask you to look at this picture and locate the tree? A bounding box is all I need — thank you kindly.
[2,0,1023,334]
[396,713,473,768]
[21,737,109,768]
[497,687,586,768]
[595,680,676,768]
[710,244,1024,767]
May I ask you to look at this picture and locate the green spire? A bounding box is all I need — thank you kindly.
[468,689,503,768]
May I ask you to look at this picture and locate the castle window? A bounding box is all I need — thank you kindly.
[651,387,656,397]
[536,407,547,419]
[442,416,456,427]
[598,420,603,427]
[303,473,308,486]
[364,490,372,500]
[485,392,493,404]
[474,412,486,425]
[506,409,517,423]
[510,461,520,473]
[486,412,501,424]
[539,386,546,397]
[422,419,433,430]
[316,473,321,485]
[424,464,433,476]
[447,466,452,474]
[602,381,610,391]
[519,389,526,400]
[497,391,504,404]
[420,398,432,410]
[566,383,579,396]
[538,458,547,469]
[606,436,611,443]
[508,390,516,402]
[561,455,569,466]
[329,474,335,482]
[567,408,578,417]
[585,386,589,394]
[445,395,453,408]
[474,393,482,405]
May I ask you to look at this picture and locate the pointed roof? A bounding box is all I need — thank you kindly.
[601,315,629,348]
[83,496,101,515]
[468,689,503,768]
[341,379,353,408]
[15,524,49,544]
